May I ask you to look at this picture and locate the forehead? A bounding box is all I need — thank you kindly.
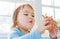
[22,5,34,14]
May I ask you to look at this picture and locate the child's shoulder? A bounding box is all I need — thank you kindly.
[8,28,23,39]
[8,28,20,39]
[10,28,24,36]
[10,28,19,35]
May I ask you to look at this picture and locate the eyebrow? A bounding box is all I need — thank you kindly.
[24,11,34,14]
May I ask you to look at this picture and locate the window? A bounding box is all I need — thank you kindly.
[55,9,60,19]
[42,0,52,5]
[54,0,60,7]
[42,7,54,17]
[0,1,15,33]
[42,0,60,19]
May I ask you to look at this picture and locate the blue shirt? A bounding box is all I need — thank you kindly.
[9,28,51,39]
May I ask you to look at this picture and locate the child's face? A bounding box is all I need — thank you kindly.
[17,6,35,30]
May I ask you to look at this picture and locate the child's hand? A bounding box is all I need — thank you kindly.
[45,16,58,39]
[37,17,50,34]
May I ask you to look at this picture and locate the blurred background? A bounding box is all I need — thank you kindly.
[0,0,60,39]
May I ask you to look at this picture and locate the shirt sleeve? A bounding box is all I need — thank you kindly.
[13,29,41,39]
[8,30,20,39]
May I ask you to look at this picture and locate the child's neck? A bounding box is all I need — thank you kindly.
[18,27,30,34]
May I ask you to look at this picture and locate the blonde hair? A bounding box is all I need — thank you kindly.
[11,4,34,28]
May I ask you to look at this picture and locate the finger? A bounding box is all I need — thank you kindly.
[44,21,50,26]
[52,23,58,31]
[44,17,50,21]
[45,24,52,30]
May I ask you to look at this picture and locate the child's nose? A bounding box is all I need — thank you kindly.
[29,15,33,19]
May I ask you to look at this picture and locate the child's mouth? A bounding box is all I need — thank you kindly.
[29,21,33,23]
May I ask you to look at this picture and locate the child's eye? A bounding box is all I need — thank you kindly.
[24,14,28,16]
[32,15,35,17]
